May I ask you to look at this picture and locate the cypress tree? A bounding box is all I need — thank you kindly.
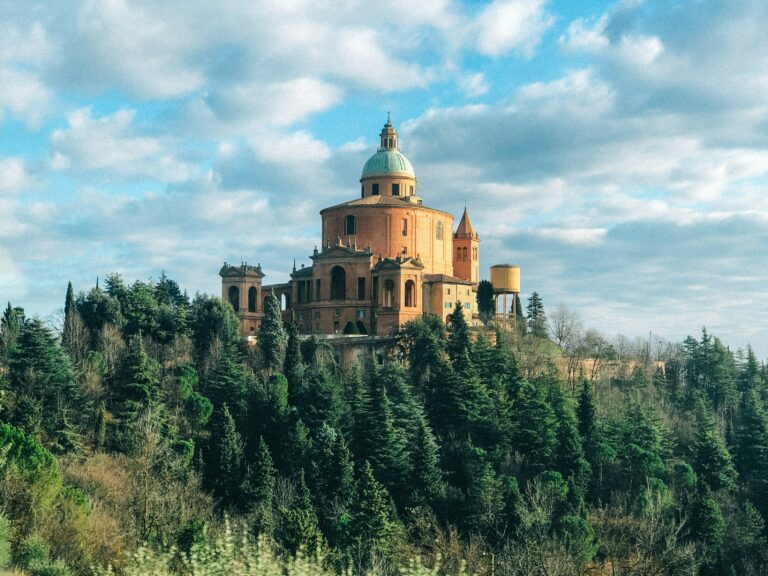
[447,302,473,373]
[283,320,304,395]
[476,279,495,324]
[243,436,276,532]
[259,292,287,373]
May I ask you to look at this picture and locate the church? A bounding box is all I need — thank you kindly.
[220,118,483,340]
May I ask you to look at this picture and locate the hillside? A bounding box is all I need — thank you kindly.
[0,273,767,575]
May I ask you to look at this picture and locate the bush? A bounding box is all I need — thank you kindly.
[17,534,50,568]
[29,558,73,576]
[0,514,11,568]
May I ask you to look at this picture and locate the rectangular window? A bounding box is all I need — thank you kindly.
[334,308,340,317]
[357,310,365,319]
[358,277,366,300]
[410,185,414,195]
[447,288,451,295]
[361,184,364,198]
[315,279,321,300]
[372,183,379,195]
[392,183,400,196]
[333,321,340,334]
[314,311,321,319]
[307,280,312,303]
[402,218,407,236]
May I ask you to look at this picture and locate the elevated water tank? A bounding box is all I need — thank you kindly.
[490,264,521,294]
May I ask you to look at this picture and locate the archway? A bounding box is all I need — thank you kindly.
[228,286,240,311]
[404,280,416,307]
[331,266,346,300]
[383,279,394,308]
[248,287,257,312]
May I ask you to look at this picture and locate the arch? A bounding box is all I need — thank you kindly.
[462,247,468,261]
[356,320,368,335]
[404,280,416,307]
[228,286,240,312]
[456,247,462,261]
[383,279,395,308]
[248,287,257,312]
[331,266,346,300]
[436,221,443,240]
[345,214,356,235]
[280,293,289,311]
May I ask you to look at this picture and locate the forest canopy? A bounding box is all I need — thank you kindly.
[0,274,766,575]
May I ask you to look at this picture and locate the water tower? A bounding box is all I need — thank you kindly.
[490,264,521,330]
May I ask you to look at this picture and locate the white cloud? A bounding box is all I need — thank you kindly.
[458,73,490,97]
[0,68,50,127]
[51,108,198,182]
[0,158,31,194]
[474,0,554,58]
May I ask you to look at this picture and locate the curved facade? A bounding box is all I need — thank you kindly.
[222,119,481,338]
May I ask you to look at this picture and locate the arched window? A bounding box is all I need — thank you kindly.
[248,287,257,312]
[404,280,416,307]
[331,266,346,300]
[281,293,289,311]
[345,214,356,235]
[228,286,239,311]
[473,247,478,261]
[384,279,395,308]
[436,221,443,240]
[462,247,468,261]
[456,247,461,261]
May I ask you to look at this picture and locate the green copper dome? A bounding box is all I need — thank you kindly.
[361,149,415,179]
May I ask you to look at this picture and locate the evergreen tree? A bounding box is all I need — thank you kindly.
[8,318,82,450]
[447,302,473,373]
[687,482,725,572]
[283,320,304,394]
[277,470,324,554]
[259,292,287,373]
[690,397,737,491]
[511,379,557,479]
[94,400,107,450]
[476,279,495,324]
[243,436,276,532]
[739,346,762,394]
[733,391,768,517]
[409,415,444,508]
[549,381,591,499]
[577,380,597,440]
[526,292,547,338]
[350,461,397,553]
[206,405,245,509]
[616,401,667,495]
[116,334,161,422]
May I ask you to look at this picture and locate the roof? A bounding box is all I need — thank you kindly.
[455,208,478,239]
[361,149,415,180]
[423,273,476,286]
[321,194,452,217]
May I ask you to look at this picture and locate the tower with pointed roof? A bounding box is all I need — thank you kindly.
[453,207,480,284]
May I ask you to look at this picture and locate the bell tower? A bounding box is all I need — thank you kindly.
[453,208,480,283]
[219,262,265,338]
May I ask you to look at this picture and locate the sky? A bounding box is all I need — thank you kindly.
[1,0,767,356]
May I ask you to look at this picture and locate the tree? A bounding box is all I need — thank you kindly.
[205,405,245,509]
[511,380,557,480]
[690,397,737,491]
[350,461,396,554]
[733,391,768,517]
[526,292,547,339]
[476,280,495,325]
[259,292,287,374]
[283,320,304,394]
[686,482,725,572]
[8,318,83,451]
[409,415,444,508]
[242,436,276,531]
[549,381,591,500]
[115,334,161,422]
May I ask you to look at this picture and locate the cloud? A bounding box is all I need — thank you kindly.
[0,158,31,194]
[474,0,554,58]
[50,108,199,182]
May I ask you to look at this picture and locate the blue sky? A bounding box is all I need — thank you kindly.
[1,0,767,356]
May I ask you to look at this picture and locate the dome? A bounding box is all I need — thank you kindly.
[361,149,415,179]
